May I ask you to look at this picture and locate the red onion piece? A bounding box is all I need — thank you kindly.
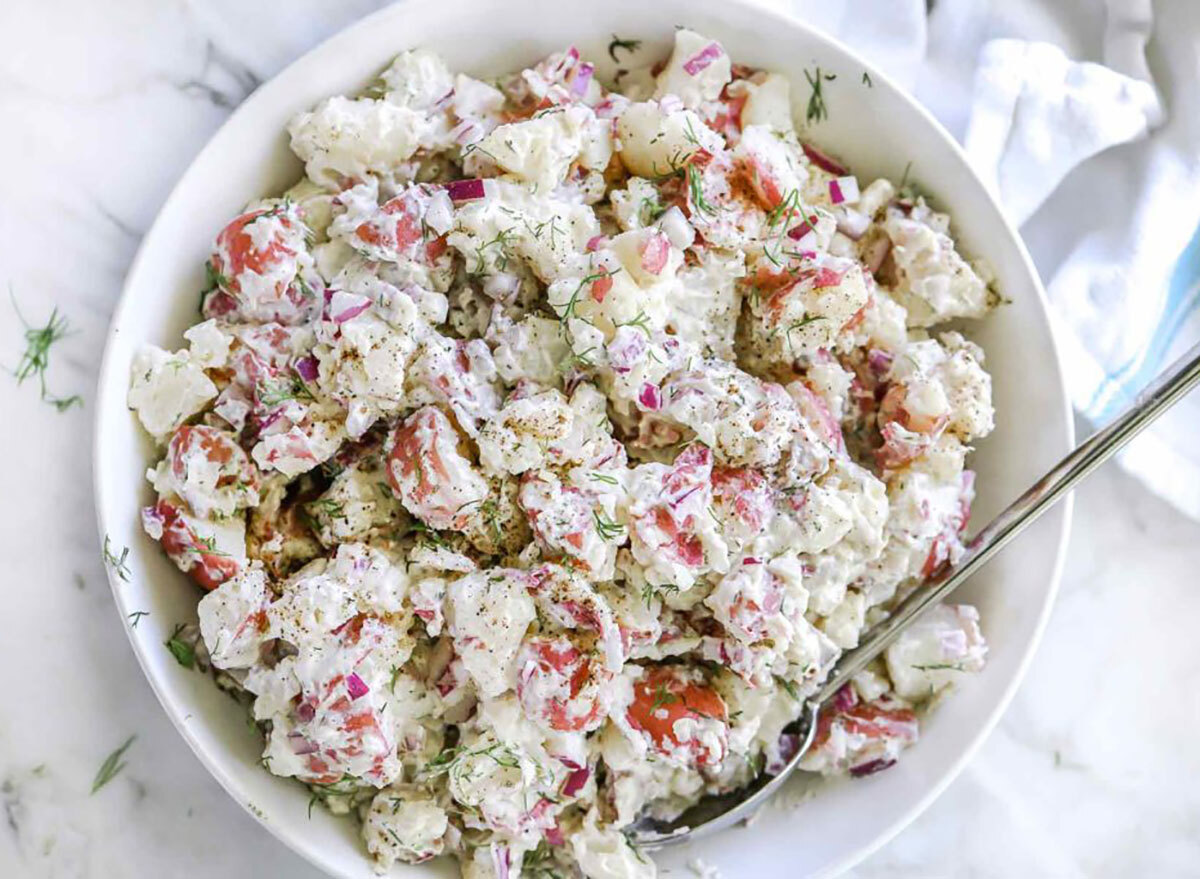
[787,216,817,241]
[867,348,894,377]
[683,42,724,76]
[813,267,844,288]
[570,62,594,98]
[829,178,845,205]
[330,293,372,324]
[829,683,858,713]
[346,673,369,700]
[639,232,670,275]
[638,383,663,411]
[288,732,319,755]
[293,355,319,383]
[585,234,608,252]
[562,767,590,797]
[450,119,481,145]
[295,702,316,723]
[492,845,512,879]
[202,288,238,318]
[850,757,897,777]
[446,178,486,201]
[254,407,284,434]
[607,327,648,374]
[765,732,801,774]
[836,209,870,240]
[544,823,566,847]
[802,142,849,176]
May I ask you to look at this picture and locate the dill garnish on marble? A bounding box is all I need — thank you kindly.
[9,292,82,412]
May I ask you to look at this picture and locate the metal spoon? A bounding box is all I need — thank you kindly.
[630,340,1200,847]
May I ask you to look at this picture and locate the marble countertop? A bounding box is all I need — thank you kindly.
[2,2,1198,877]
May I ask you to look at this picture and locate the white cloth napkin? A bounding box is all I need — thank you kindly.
[763,0,1200,519]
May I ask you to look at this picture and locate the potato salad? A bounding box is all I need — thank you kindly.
[129,29,995,879]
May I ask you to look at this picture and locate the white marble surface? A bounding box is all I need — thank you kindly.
[2,2,1199,877]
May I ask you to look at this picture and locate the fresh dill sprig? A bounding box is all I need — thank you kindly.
[804,66,837,124]
[777,677,800,701]
[306,497,346,520]
[615,311,654,337]
[91,735,136,794]
[472,226,517,273]
[257,373,315,408]
[188,534,229,558]
[559,346,597,374]
[410,520,452,551]
[10,293,82,412]
[649,682,678,713]
[783,315,828,352]
[102,535,132,582]
[127,611,150,629]
[638,196,667,227]
[165,623,196,669]
[912,662,967,672]
[640,581,679,608]
[553,268,619,332]
[608,35,643,63]
[423,742,522,782]
[897,160,921,200]
[685,164,716,216]
[592,509,625,541]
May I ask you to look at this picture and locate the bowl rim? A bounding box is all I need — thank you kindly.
[93,1,1076,875]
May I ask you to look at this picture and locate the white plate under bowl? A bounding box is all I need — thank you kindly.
[94,1,1074,876]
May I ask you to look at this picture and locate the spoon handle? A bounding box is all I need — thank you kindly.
[816,340,1200,704]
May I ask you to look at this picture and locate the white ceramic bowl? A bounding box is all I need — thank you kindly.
[94,1,1074,876]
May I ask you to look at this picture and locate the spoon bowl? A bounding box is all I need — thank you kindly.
[630,701,821,846]
[632,339,1200,848]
